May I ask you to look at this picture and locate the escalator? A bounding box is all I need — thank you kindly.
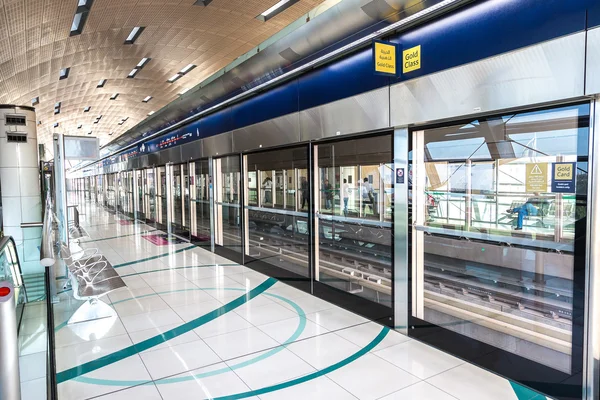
[0,235,27,330]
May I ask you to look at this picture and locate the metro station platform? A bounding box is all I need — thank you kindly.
[26,192,547,400]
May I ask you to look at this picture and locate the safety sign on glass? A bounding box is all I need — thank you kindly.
[525,163,547,192]
[373,40,397,76]
[396,168,405,184]
[551,162,576,193]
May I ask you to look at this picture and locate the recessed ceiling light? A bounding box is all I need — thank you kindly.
[70,0,93,37]
[121,117,129,122]
[109,132,113,135]
[110,93,119,100]
[179,64,196,74]
[55,102,61,108]
[97,79,106,88]
[53,122,59,128]
[125,26,145,44]
[257,0,299,21]
[167,74,182,83]
[127,68,139,78]
[78,124,82,129]
[179,88,190,95]
[84,106,91,112]
[37,120,42,125]
[59,67,70,80]
[137,58,151,68]
[147,111,155,116]
[54,109,60,115]
[31,97,39,106]
[88,131,92,135]
[193,0,212,5]
[142,96,152,103]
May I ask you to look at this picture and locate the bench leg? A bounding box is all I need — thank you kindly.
[67,298,116,325]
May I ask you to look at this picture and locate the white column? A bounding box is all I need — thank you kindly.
[0,105,42,275]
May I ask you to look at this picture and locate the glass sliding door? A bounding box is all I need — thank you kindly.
[157,166,168,230]
[191,159,211,246]
[313,134,394,320]
[144,168,157,226]
[409,103,589,397]
[170,163,190,239]
[213,155,242,259]
[134,170,145,221]
[244,147,310,279]
[105,173,116,212]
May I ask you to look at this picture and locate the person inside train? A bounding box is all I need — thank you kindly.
[262,176,272,204]
[300,176,309,209]
[361,177,374,215]
[342,178,350,216]
[323,179,333,210]
[507,192,549,230]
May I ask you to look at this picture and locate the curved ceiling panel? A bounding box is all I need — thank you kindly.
[0,0,324,152]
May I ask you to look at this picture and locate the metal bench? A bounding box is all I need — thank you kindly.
[60,244,126,324]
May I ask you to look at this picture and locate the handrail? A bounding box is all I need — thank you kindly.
[0,236,26,302]
[44,268,57,400]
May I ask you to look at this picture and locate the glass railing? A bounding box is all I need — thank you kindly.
[0,235,27,328]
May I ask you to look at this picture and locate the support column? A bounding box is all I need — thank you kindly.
[0,105,43,275]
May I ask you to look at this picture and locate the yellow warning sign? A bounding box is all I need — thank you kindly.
[374,41,397,75]
[526,163,548,192]
[403,45,421,73]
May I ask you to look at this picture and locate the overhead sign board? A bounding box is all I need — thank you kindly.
[373,40,397,76]
[525,163,548,192]
[551,162,576,193]
[64,136,99,160]
[402,45,421,73]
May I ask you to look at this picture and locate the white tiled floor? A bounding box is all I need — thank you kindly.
[50,194,537,400]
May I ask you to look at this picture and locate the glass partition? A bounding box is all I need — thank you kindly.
[411,103,589,374]
[144,168,157,226]
[191,159,211,245]
[214,156,242,254]
[170,163,190,238]
[135,170,144,221]
[245,147,310,277]
[157,166,168,230]
[314,134,393,308]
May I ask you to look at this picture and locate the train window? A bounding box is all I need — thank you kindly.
[411,103,590,373]
[244,147,310,276]
[314,134,393,307]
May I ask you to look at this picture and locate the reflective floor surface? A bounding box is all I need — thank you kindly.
[43,192,550,400]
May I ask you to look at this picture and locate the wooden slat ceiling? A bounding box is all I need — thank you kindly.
[0,0,324,151]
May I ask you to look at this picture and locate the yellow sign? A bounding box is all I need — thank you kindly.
[403,45,421,73]
[374,41,397,75]
[526,163,548,192]
[554,163,573,180]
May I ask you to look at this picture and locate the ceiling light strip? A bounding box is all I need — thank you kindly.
[80,0,467,169]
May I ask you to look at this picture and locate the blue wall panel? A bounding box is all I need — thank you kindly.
[298,48,390,111]
[392,0,588,82]
[230,80,298,129]
[200,107,233,138]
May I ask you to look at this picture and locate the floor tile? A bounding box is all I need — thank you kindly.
[226,348,315,389]
[380,381,458,399]
[306,307,369,331]
[374,340,464,380]
[158,288,216,308]
[128,323,201,353]
[19,331,47,356]
[336,322,410,352]
[55,316,126,348]
[155,362,255,400]
[287,333,360,370]
[426,363,521,400]
[176,265,219,280]
[19,351,46,382]
[106,286,156,303]
[193,312,254,339]
[19,315,47,335]
[22,303,47,320]
[93,383,163,399]
[257,376,357,400]
[21,377,46,400]
[120,275,150,289]
[327,353,420,400]
[204,326,280,360]
[112,295,170,317]
[140,339,222,380]
[257,315,329,344]
[234,301,297,326]
[172,298,223,322]
[120,308,183,333]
